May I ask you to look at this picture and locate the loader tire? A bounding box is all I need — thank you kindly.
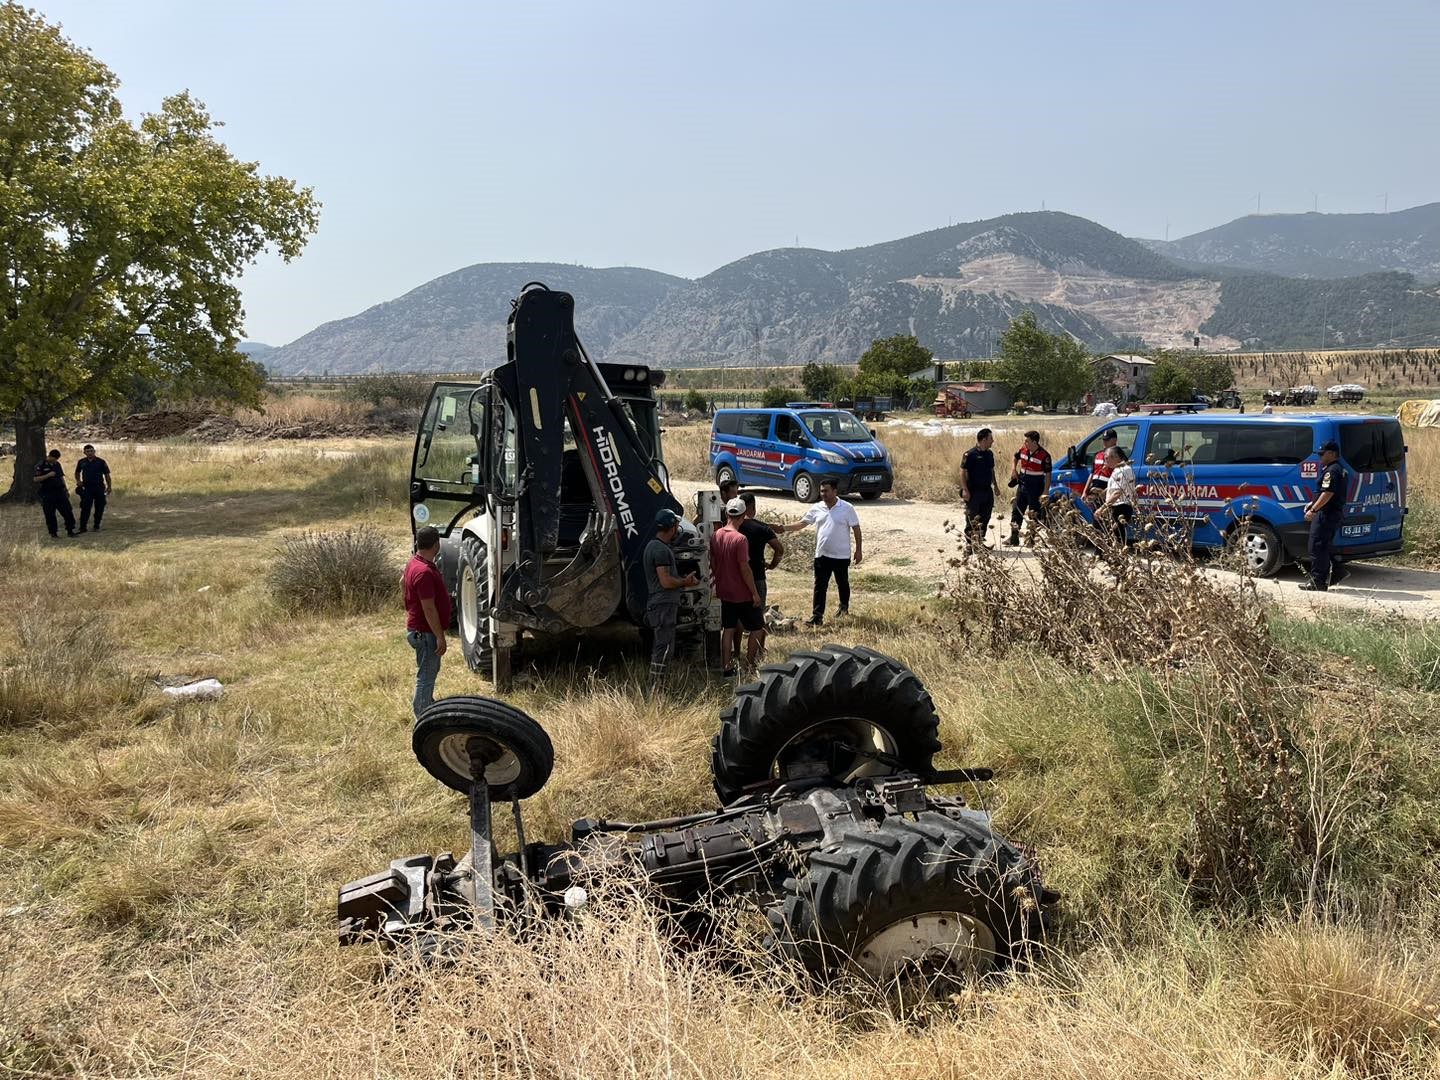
[413,696,554,799]
[768,809,1045,991]
[710,645,941,804]
[457,535,493,674]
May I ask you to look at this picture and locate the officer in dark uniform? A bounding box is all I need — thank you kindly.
[959,428,1001,548]
[1300,440,1347,591]
[32,449,77,538]
[74,444,113,532]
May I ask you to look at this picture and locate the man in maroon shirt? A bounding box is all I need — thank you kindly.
[710,498,763,677]
[403,526,452,718]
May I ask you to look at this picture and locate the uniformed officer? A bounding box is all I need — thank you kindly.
[1300,440,1347,592]
[74,444,112,533]
[1007,430,1052,546]
[644,509,700,689]
[32,449,77,539]
[1082,428,1118,506]
[959,428,1001,548]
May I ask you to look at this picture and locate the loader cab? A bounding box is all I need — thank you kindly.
[410,381,517,539]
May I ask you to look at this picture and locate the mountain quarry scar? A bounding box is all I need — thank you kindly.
[530,388,542,429]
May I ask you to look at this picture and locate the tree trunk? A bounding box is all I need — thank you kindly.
[2,413,49,504]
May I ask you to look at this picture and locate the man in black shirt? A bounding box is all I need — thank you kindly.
[32,449,76,538]
[738,492,784,609]
[1300,440,1347,592]
[959,428,1001,548]
[74,444,112,532]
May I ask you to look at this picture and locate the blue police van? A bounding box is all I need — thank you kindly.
[1052,413,1407,576]
[710,406,893,502]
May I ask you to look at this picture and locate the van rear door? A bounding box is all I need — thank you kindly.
[1336,419,1407,553]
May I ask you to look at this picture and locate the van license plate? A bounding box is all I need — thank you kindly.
[1341,524,1371,537]
[860,473,882,482]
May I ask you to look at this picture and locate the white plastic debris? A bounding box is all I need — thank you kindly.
[196,585,211,593]
[562,885,589,910]
[161,678,224,701]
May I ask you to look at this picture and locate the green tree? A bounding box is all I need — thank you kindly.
[1146,351,1236,402]
[993,312,1093,410]
[857,335,933,380]
[760,384,795,408]
[799,361,846,400]
[682,388,707,412]
[0,6,319,500]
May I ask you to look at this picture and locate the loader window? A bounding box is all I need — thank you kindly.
[417,388,483,485]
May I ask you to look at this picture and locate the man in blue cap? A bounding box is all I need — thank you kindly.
[1300,440,1348,591]
[643,508,699,688]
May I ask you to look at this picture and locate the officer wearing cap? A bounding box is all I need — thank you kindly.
[74,444,112,532]
[1300,440,1347,591]
[643,508,700,688]
[1082,429,1118,506]
[32,449,77,538]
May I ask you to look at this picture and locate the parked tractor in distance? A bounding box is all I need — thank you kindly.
[338,645,1057,995]
[409,284,720,687]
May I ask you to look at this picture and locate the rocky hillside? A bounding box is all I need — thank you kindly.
[263,212,1440,373]
[1140,203,1440,282]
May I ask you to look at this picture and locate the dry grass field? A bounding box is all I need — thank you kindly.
[2,436,1440,1077]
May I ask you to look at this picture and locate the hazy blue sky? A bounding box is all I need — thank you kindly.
[34,0,1440,345]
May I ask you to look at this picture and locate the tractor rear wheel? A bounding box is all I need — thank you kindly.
[768,810,1045,995]
[710,645,941,804]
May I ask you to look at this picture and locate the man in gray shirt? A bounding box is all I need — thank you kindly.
[644,509,699,689]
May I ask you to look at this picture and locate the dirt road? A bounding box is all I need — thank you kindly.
[672,480,1440,621]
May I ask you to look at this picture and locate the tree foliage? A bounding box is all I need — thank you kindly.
[760,384,795,408]
[993,312,1093,409]
[0,5,319,498]
[1147,351,1236,402]
[857,335,933,379]
[800,361,846,401]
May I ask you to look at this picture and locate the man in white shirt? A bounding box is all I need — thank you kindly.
[776,478,863,627]
[1099,446,1137,546]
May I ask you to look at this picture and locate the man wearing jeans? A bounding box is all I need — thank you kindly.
[403,526,452,718]
[779,479,863,627]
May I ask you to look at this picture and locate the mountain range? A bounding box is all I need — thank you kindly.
[262,208,1440,374]
[1139,203,1440,281]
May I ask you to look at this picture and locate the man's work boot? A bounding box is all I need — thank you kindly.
[1005,528,1020,547]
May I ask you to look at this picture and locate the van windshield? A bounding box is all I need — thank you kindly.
[801,411,870,443]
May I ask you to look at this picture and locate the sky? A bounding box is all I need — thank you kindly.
[32,0,1440,346]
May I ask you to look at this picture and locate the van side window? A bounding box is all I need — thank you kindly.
[737,413,772,440]
[1339,420,1405,471]
[775,415,805,445]
[1080,423,1138,462]
[714,413,741,436]
[1147,426,1216,465]
[1224,424,1312,465]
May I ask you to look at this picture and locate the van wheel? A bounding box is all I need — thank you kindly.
[716,464,737,488]
[1229,520,1283,577]
[793,472,820,503]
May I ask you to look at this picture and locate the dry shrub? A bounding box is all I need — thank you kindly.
[943,506,1314,908]
[268,527,399,614]
[1251,924,1440,1073]
[236,393,372,430]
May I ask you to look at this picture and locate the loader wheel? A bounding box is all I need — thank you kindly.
[710,645,941,804]
[768,810,1045,994]
[413,696,554,799]
[792,471,820,503]
[457,536,494,674]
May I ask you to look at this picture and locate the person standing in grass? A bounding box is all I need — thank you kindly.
[644,509,699,690]
[1098,446,1138,546]
[32,448,76,539]
[776,478,863,627]
[710,497,764,676]
[1006,430,1052,546]
[959,428,1001,549]
[403,525,451,718]
[738,492,783,609]
[73,444,112,533]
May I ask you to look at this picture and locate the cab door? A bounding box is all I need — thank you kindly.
[410,382,491,539]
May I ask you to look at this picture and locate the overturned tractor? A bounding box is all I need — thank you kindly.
[338,645,1056,992]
